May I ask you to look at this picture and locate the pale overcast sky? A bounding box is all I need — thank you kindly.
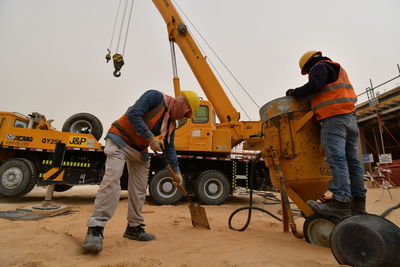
[1,0,399,138]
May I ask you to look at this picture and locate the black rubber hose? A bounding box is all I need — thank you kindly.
[228,157,282,232]
[380,203,400,218]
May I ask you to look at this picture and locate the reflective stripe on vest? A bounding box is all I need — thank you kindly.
[311,60,357,121]
[108,99,167,151]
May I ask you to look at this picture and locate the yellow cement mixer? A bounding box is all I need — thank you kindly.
[260,96,337,247]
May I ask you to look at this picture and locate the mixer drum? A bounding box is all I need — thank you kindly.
[259,96,331,202]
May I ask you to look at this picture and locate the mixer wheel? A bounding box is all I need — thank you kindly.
[330,214,400,267]
[303,213,340,247]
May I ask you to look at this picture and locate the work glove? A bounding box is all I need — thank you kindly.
[173,172,183,187]
[148,137,163,152]
[286,89,295,96]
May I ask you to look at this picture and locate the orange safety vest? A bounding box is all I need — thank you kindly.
[311,60,357,121]
[108,99,166,152]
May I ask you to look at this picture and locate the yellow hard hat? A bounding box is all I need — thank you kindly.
[181,90,200,118]
[299,50,322,75]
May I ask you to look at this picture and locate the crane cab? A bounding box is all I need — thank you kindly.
[174,100,231,154]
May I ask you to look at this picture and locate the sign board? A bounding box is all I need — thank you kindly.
[368,98,379,107]
[378,154,392,164]
[362,154,374,163]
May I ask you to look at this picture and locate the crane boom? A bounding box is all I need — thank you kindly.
[153,0,240,123]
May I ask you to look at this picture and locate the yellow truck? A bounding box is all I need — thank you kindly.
[0,111,129,198]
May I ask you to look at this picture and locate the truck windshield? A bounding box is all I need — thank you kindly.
[14,119,27,128]
[192,105,209,123]
[176,105,209,128]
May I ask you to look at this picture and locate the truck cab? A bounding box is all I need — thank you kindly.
[174,100,232,154]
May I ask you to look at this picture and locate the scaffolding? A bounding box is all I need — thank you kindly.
[356,64,400,186]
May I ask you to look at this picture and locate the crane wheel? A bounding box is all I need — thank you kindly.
[194,170,229,205]
[0,158,37,198]
[149,169,183,205]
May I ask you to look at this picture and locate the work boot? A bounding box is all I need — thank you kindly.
[351,196,367,215]
[307,199,351,219]
[81,226,104,253]
[123,224,155,241]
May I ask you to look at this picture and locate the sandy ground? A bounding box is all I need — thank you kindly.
[0,185,399,267]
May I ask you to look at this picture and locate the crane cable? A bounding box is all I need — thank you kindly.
[122,0,135,57]
[107,0,122,60]
[106,0,135,77]
[173,0,260,120]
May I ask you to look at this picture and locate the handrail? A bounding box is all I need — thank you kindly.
[357,64,400,100]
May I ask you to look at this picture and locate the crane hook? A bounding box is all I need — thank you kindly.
[105,49,111,63]
[113,70,121,77]
[112,53,124,77]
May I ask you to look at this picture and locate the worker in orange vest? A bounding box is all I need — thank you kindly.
[286,51,367,219]
[82,90,199,253]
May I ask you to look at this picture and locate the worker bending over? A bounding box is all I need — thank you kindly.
[82,89,199,253]
[286,51,367,219]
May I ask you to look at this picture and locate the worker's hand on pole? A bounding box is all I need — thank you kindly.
[173,172,183,187]
[149,137,163,152]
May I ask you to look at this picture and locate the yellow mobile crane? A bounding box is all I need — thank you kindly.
[1,1,267,204]
[144,0,269,205]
